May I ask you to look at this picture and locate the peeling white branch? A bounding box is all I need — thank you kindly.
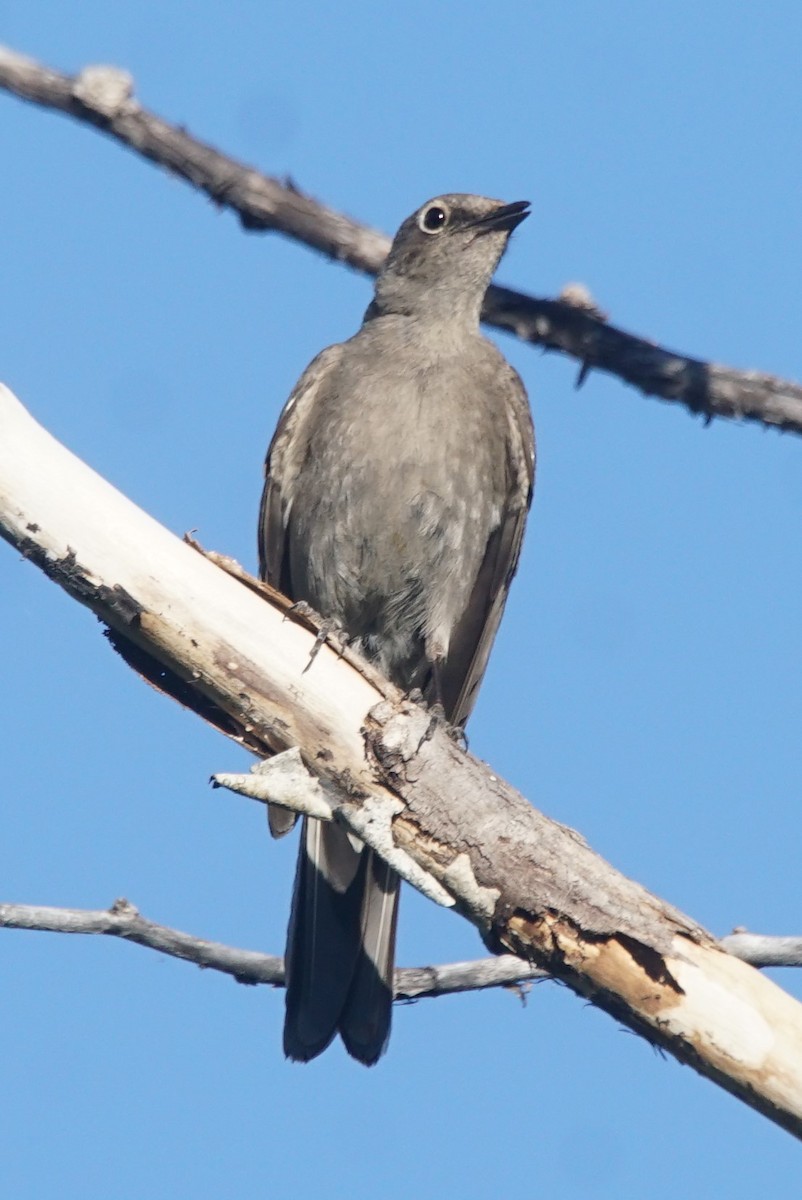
[2,380,802,1139]
[215,749,335,821]
[213,751,455,907]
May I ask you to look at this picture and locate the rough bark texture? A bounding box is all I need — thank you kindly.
[362,704,802,1136]
[365,703,707,952]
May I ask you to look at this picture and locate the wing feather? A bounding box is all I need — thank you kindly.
[441,362,535,726]
[258,344,345,837]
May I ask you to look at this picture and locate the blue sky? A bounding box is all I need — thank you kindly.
[2,2,802,1195]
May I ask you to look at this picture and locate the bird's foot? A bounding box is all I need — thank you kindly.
[284,600,351,668]
[444,720,468,751]
[307,616,352,671]
[408,692,468,751]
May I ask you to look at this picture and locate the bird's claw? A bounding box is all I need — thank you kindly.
[302,613,350,671]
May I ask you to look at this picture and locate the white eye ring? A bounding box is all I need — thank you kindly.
[417,202,450,234]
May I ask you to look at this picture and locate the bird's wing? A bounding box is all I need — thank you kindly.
[258,342,346,592]
[260,343,398,1064]
[258,343,345,836]
[441,362,535,726]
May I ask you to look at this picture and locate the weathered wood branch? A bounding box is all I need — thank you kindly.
[0,900,546,998]
[2,380,802,1138]
[2,896,791,999]
[2,43,802,435]
[721,933,802,968]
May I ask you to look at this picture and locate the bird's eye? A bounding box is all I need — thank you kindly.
[418,203,449,234]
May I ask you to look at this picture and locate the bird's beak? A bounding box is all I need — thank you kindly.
[468,200,531,234]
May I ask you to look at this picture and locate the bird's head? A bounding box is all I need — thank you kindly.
[368,193,530,325]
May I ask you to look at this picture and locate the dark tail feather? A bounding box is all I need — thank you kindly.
[283,818,399,1065]
[340,854,400,1065]
[283,818,365,1062]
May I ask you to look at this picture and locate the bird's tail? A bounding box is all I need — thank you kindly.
[283,817,399,1065]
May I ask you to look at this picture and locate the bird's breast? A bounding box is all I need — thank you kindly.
[286,344,509,681]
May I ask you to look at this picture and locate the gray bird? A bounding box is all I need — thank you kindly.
[259,193,535,1065]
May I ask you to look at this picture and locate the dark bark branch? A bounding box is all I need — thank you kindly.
[2,44,802,435]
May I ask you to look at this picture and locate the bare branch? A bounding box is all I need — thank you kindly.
[3,382,802,1138]
[722,932,802,968]
[2,43,802,435]
[3,897,797,998]
[0,899,545,998]
[394,957,545,999]
[0,898,285,984]
[2,893,798,1008]
[3,898,799,1007]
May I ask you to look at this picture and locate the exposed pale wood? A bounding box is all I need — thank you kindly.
[2,380,802,1138]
